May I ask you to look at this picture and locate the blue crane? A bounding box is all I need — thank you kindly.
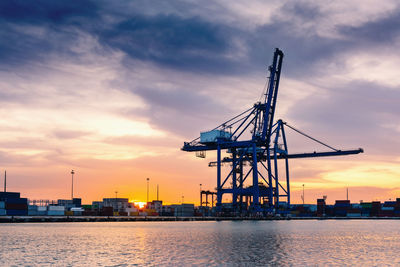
[182,48,363,215]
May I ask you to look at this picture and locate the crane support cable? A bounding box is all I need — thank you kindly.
[218,106,255,128]
[186,107,254,144]
[283,122,339,152]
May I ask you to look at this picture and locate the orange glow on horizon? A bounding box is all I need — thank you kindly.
[133,201,147,209]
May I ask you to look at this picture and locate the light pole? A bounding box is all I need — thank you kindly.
[200,184,202,206]
[71,170,75,200]
[146,178,150,203]
[302,184,305,205]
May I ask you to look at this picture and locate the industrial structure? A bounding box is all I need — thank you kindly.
[182,48,363,215]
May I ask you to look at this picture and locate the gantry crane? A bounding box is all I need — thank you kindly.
[182,48,363,214]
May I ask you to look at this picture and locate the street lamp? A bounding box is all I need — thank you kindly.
[302,184,305,205]
[146,178,150,203]
[71,170,75,200]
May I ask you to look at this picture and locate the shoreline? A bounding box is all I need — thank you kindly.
[1,216,400,223]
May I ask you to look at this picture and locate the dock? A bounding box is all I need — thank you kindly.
[1,216,400,223]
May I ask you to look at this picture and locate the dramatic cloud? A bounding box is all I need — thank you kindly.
[0,0,399,203]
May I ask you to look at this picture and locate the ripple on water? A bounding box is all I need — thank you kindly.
[1,220,400,266]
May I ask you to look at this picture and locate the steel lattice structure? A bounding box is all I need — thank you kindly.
[182,48,363,214]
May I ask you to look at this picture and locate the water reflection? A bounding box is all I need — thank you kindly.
[1,220,400,266]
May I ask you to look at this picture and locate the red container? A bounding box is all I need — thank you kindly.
[379,210,394,217]
[5,203,27,210]
[101,207,113,216]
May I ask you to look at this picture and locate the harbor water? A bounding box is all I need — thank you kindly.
[1,220,400,266]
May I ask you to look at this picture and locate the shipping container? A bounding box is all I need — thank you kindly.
[7,209,27,216]
[48,206,65,211]
[372,201,381,207]
[383,201,396,207]
[335,200,350,204]
[144,209,156,213]
[309,205,317,212]
[6,203,28,210]
[200,130,231,143]
[334,203,350,208]
[335,210,347,216]
[0,209,6,216]
[71,208,84,216]
[0,201,4,209]
[47,210,64,216]
[348,208,361,213]
[82,211,98,216]
[347,213,361,217]
[72,198,82,207]
[0,192,20,199]
[28,205,38,210]
[360,202,372,209]
[5,198,28,204]
[28,210,38,216]
[100,207,113,216]
[379,210,394,217]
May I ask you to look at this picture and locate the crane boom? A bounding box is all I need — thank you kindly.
[181,48,363,215]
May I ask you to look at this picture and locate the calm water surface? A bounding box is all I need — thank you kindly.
[1,220,400,266]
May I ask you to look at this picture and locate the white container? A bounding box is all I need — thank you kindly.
[200,130,231,143]
[126,207,138,213]
[70,207,84,212]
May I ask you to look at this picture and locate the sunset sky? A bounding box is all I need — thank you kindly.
[0,0,399,205]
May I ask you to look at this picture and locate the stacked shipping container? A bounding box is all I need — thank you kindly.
[0,192,28,216]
